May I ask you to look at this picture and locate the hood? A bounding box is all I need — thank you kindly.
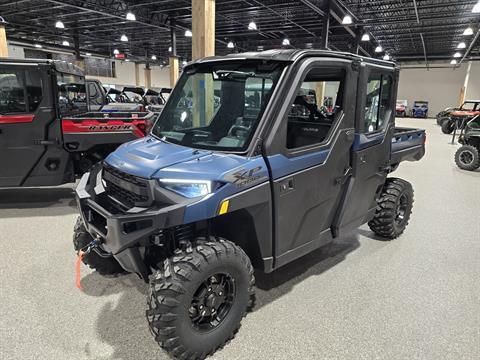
[105,136,212,178]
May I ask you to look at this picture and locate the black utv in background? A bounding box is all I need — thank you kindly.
[74,50,425,359]
[455,115,480,171]
[0,59,155,187]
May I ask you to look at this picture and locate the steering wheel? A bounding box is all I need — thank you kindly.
[228,125,250,137]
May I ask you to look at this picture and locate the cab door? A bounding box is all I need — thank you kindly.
[264,58,357,269]
[0,64,54,187]
[333,63,398,235]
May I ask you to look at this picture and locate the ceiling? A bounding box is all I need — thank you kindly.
[1,0,479,64]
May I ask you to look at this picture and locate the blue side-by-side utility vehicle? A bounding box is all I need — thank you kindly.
[74,50,426,359]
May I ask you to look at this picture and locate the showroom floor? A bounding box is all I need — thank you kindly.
[0,118,478,360]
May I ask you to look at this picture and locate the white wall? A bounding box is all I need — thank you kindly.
[7,44,25,59]
[397,64,468,116]
[465,61,480,101]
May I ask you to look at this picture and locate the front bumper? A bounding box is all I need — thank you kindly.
[75,166,186,278]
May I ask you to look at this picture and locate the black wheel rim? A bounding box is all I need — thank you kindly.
[189,273,236,332]
[459,150,474,166]
[395,194,409,227]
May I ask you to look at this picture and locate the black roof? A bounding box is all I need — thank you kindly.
[0,58,84,76]
[191,49,396,68]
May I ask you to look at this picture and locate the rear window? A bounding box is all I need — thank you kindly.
[0,69,43,114]
[57,72,87,115]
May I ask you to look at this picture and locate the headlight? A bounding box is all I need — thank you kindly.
[160,179,212,198]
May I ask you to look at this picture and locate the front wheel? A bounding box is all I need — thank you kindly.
[146,238,255,360]
[368,178,414,240]
[455,145,480,171]
[441,119,455,134]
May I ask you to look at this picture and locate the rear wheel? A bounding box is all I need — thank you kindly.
[455,145,480,171]
[146,238,255,360]
[73,217,126,276]
[441,119,455,134]
[368,178,414,240]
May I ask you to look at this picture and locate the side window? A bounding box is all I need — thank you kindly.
[287,68,344,149]
[364,73,392,133]
[25,69,43,112]
[0,70,26,114]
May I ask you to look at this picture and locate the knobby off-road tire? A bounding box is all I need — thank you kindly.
[146,238,255,360]
[73,217,126,276]
[368,178,414,240]
[441,119,455,134]
[455,145,480,171]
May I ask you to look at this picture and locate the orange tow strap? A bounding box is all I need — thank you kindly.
[75,251,85,291]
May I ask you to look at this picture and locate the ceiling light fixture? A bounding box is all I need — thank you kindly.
[227,41,234,49]
[375,45,383,53]
[457,42,466,49]
[55,21,64,29]
[120,34,128,42]
[383,54,390,61]
[248,21,257,30]
[182,60,187,66]
[473,1,480,13]
[125,59,130,62]
[185,30,192,37]
[168,46,172,52]
[453,52,462,58]
[126,12,136,21]
[85,52,92,56]
[463,27,474,36]
[62,40,69,46]
[113,49,120,55]
[282,38,290,46]
[342,15,353,25]
[34,44,42,48]
[151,55,157,60]
[450,59,458,65]
[361,33,370,41]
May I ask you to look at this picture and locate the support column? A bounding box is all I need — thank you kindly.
[191,0,215,127]
[320,0,330,50]
[73,29,85,70]
[0,19,8,58]
[192,0,215,60]
[135,63,140,86]
[169,18,179,87]
[144,65,152,88]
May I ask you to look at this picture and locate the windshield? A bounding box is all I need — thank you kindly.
[57,72,87,115]
[152,61,285,152]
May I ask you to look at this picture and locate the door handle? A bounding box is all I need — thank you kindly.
[279,178,294,193]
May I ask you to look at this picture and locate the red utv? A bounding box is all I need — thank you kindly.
[0,59,156,187]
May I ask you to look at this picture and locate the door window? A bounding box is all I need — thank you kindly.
[25,69,43,111]
[364,74,392,133]
[57,73,87,115]
[0,70,26,114]
[286,69,344,149]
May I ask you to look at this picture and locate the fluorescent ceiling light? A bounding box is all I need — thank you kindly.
[361,33,370,41]
[342,15,353,25]
[168,46,172,52]
[62,40,69,46]
[375,45,383,53]
[282,38,290,46]
[248,21,257,30]
[457,42,466,49]
[450,59,458,65]
[120,34,128,42]
[453,52,462,58]
[185,29,192,37]
[473,2,480,13]
[151,55,157,60]
[113,49,120,55]
[85,52,91,56]
[383,54,390,61]
[55,21,64,29]
[463,27,474,36]
[227,41,234,48]
[34,44,42,48]
[126,12,136,21]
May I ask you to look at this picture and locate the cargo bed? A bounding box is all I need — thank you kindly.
[391,127,426,165]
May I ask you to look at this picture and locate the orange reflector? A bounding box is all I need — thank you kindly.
[219,200,230,215]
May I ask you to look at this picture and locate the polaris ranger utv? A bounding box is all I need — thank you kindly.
[74,50,425,359]
[0,59,155,187]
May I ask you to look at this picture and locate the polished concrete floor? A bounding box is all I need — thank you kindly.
[0,118,479,360]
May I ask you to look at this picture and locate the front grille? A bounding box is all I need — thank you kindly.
[102,163,151,208]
